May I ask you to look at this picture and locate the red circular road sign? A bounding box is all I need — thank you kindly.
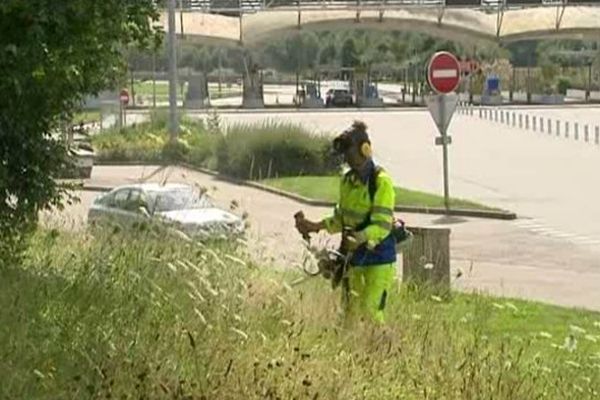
[119,89,130,105]
[427,51,461,94]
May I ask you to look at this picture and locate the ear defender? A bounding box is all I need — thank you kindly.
[361,142,372,158]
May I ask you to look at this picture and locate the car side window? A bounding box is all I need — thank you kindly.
[111,189,131,210]
[123,189,148,213]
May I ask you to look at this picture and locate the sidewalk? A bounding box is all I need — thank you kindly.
[54,165,600,311]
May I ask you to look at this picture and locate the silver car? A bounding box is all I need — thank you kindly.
[88,183,245,239]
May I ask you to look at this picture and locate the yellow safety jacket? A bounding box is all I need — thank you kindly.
[322,160,396,266]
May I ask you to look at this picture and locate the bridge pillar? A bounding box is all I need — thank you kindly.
[242,65,264,109]
[185,72,209,109]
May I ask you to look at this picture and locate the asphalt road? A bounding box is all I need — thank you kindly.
[208,108,600,255]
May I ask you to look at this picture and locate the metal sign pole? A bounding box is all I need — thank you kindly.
[439,94,450,214]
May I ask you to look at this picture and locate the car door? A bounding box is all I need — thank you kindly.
[101,188,135,227]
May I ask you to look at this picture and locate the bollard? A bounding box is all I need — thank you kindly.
[548,118,552,135]
[512,112,516,127]
[479,108,482,118]
[519,114,523,129]
[585,125,589,142]
[470,106,474,116]
[556,120,560,136]
[575,123,579,140]
[565,121,570,138]
[506,111,510,125]
[525,115,530,130]
[500,110,504,123]
[533,116,537,131]
[403,226,451,291]
[541,117,544,133]
[495,109,498,122]
[595,126,599,145]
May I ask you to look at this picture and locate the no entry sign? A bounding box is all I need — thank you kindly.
[427,51,461,94]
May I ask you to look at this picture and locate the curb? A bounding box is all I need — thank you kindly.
[86,162,516,221]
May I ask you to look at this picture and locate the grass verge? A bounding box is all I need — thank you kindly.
[262,175,498,211]
[1,229,599,398]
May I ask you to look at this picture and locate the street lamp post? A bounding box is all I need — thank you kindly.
[167,0,179,141]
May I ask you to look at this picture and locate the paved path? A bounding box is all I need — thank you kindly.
[46,165,600,311]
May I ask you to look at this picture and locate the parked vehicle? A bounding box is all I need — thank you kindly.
[88,183,245,239]
[325,89,354,107]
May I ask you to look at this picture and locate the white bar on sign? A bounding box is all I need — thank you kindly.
[432,69,458,79]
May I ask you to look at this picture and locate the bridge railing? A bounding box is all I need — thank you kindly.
[182,0,600,12]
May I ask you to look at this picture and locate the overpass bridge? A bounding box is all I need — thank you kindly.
[163,0,600,46]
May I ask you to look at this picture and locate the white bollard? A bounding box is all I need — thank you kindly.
[565,121,570,138]
[506,111,511,125]
[540,117,544,133]
[556,120,560,136]
[585,125,589,142]
[575,123,579,140]
[533,116,537,131]
[595,126,599,145]
[479,108,482,118]
[500,110,504,123]
[525,115,530,130]
[519,114,523,129]
[470,106,474,116]
[495,109,498,122]
[548,119,552,135]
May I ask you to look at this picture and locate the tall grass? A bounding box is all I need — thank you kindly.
[215,120,336,180]
[1,229,599,399]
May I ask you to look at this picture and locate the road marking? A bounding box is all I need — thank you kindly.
[514,218,600,247]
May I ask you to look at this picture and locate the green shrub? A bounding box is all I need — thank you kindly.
[92,111,214,165]
[557,78,571,95]
[216,120,336,179]
[93,116,336,177]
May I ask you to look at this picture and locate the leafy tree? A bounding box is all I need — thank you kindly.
[341,37,359,68]
[0,0,162,262]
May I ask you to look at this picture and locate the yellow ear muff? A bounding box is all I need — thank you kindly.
[361,142,372,158]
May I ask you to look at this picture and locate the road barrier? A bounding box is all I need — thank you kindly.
[466,105,598,147]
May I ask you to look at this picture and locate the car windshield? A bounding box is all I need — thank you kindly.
[147,188,212,213]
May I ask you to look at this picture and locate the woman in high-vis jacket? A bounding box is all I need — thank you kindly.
[296,121,397,323]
